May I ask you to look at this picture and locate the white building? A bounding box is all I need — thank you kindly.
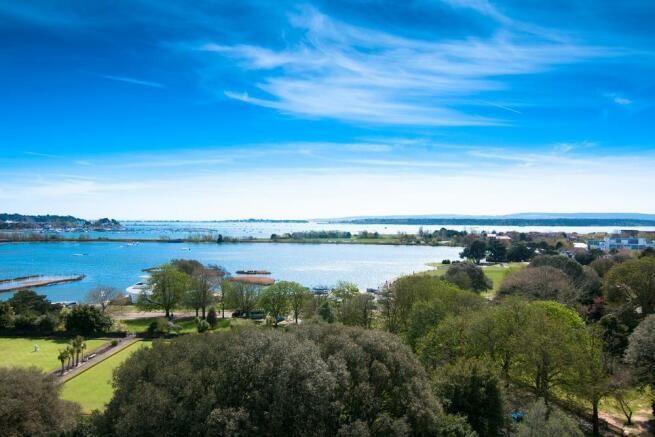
[587,235,655,251]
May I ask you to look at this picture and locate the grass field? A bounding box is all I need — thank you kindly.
[122,317,230,334]
[1,337,109,372]
[61,341,151,413]
[425,262,527,297]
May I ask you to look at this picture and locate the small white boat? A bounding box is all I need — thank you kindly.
[125,281,152,302]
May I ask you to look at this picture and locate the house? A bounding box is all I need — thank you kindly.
[587,234,655,251]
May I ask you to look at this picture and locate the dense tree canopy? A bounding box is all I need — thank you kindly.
[98,324,462,436]
[0,367,79,437]
[604,257,655,316]
[64,304,113,335]
[499,265,577,304]
[443,262,492,292]
[625,314,655,393]
[142,264,191,318]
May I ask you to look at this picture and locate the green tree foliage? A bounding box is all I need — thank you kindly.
[459,239,487,264]
[419,299,590,406]
[506,243,535,262]
[604,257,655,316]
[287,282,310,324]
[516,399,583,437]
[65,305,112,335]
[499,266,577,304]
[380,275,470,334]
[486,238,508,263]
[443,262,492,292]
[331,280,360,301]
[259,282,293,326]
[530,254,584,282]
[98,324,453,436]
[625,314,655,399]
[142,264,190,318]
[224,282,261,314]
[0,301,15,329]
[590,256,618,278]
[405,286,483,350]
[337,293,376,328]
[183,263,223,319]
[0,367,80,436]
[432,357,505,436]
[8,289,54,315]
[317,300,335,323]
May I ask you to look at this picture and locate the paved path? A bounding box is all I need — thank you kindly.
[53,335,140,383]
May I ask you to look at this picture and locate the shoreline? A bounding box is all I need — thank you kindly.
[0,237,455,247]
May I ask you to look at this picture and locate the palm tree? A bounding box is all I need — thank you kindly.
[66,345,75,369]
[70,336,84,366]
[81,342,87,362]
[57,349,69,375]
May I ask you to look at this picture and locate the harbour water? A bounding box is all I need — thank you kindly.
[0,241,462,302]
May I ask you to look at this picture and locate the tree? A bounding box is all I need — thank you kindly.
[405,287,483,350]
[486,238,508,263]
[506,243,535,262]
[432,357,505,437]
[65,305,112,335]
[331,280,359,301]
[224,282,261,314]
[444,262,492,292]
[0,301,15,329]
[58,349,69,375]
[259,282,292,326]
[604,257,655,316]
[460,240,486,264]
[142,264,190,318]
[572,324,611,436]
[530,254,584,282]
[183,264,223,319]
[516,400,583,437]
[499,265,577,304]
[0,367,79,436]
[380,274,465,334]
[625,314,655,416]
[338,293,376,328]
[85,286,121,313]
[8,289,53,315]
[317,300,335,323]
[99,324,449,436]
[272,281,309,324]
[590,256,618,278]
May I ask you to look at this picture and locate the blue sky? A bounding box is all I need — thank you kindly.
[1,0,654,219]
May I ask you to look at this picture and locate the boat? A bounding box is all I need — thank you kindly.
[125,281,152,302]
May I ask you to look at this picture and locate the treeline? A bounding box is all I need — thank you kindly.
[339,217,655,226]
[270,230,353,239]
[0,213,121,230]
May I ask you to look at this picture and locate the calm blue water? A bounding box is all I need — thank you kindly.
[0,242,462,302]
[18,220,654,240]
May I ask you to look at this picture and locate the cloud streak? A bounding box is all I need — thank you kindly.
[100,75,165,89]
[198,6,614,126]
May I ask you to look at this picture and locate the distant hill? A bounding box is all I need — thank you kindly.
[0,213,121,230]
[324,213,655,227]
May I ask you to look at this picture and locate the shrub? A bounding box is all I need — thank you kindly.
[197,319,210,333]
[65,305,113,335]
[206,307,218,328]
[516,399,582,437]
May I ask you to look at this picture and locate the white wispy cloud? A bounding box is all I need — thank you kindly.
[604,92,632,105]
[198,6,613,126]
[100,75,165,89]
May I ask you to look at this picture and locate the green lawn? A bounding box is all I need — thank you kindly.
[122,317,230,334]
[1,337,109,373]
[61,341,151,413]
